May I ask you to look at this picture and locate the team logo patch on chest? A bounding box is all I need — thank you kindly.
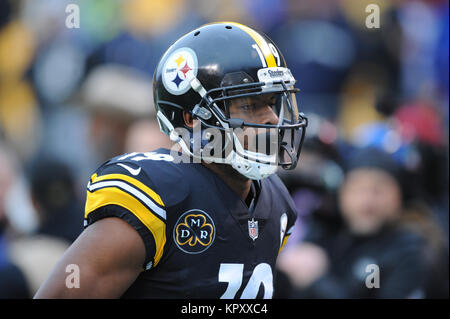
[173,209,215,254]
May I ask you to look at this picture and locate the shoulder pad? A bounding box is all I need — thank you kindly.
[267,174,298,218]
[90,148,189,207]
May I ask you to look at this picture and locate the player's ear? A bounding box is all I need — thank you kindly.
[182,111,194,128]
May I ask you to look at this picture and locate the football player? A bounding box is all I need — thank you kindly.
[35,22,307,299]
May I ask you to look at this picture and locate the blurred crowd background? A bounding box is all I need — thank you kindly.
[0,0,448,298]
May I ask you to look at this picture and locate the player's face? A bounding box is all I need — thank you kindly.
[225,93,279,156]
[228,93,279,125]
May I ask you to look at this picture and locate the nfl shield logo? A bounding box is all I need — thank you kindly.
[248,218,259,241]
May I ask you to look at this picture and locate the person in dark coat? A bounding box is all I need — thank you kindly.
[277,147,440,298]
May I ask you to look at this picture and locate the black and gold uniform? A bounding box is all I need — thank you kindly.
[84,148,297,299]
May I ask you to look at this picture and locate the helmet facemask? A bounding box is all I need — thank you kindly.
[175,67,307,180]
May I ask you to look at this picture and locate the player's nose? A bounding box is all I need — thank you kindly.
[260,105,279,125]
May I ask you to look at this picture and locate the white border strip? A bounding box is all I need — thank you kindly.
[87,180,166,220]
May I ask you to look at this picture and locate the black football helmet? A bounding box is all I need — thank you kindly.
[153,22,307,180]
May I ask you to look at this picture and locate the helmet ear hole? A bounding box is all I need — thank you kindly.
[225,25,232,29]
[194,31,200,36]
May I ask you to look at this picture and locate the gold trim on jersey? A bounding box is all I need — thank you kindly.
[91,173,164,207]
[85,173,166,266]
[278,234,290,254]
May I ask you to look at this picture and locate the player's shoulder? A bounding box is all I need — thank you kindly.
[265,173,298,218]
[89,148,190,207]
[265,173,291,198]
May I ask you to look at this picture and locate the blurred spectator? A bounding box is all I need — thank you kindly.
[0,141,31,298]
[0,141,17,239]
[353,100,449,239]
[125,119,172,153]
[271,0,355,120]
[80,63,157,162]
[0,141,37,236]
[0,0,11,29]
[6,234,69,297]
[393,101,448,205]
[28,158,84,244]
[0,143,73,298]
[277,147,447,298]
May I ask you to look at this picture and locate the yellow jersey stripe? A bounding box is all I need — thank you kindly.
[225,22,277,67]
[278,234,290,254]
[91,173,164,207]
[87,179,166,220]
[85,187,166,266]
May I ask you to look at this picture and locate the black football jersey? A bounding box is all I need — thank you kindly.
[84,148,297,299]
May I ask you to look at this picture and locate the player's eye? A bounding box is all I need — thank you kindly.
[269,101,277,110]
[263,95,278,108]
[240,104,256,112]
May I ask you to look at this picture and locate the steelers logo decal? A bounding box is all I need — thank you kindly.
[162,47,198,95]
[174,209,215,254]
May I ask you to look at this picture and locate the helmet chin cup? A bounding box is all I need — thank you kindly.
[231,152,278,180]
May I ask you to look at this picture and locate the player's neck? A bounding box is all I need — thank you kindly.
[203,162,252,202]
